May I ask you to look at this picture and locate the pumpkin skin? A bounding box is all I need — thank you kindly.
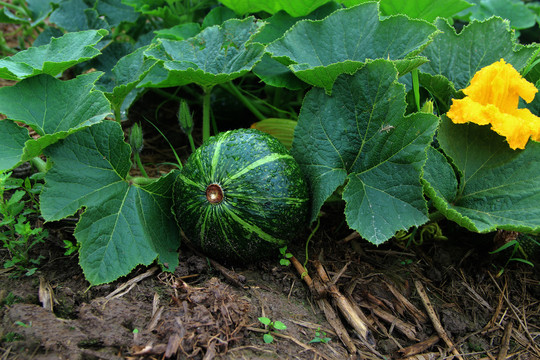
[173,129,309,263]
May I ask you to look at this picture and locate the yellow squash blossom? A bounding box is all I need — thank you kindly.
[447,59,540,149]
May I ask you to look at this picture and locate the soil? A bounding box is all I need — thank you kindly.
[1,200,539,360]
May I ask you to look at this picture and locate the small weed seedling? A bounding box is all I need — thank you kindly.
[279,246,293,266]
[258,317,287,343]
[15,321,31,328]
[309,327,331,344]
[0,172,48,276]
[490,236,538,276]
[62,239,79,256]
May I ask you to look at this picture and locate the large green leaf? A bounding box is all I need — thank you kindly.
[0,121,31,171]
[377,0,472,22]
[0,7,30,24]
[154,23,201,41]
[202,7,236,28]
[27,0,56,25]
[422,145,459,213]
[417,73,458,114]
[459,0,536,30]
[291,60,438,244]
[121,0,184,27]
[266,3,437,93]
[49,0,110,32]
[0,73,111,169]
[251,2,339,89]
[419,18,538,90]
[101,45,157,119]
[218,0,332,16]
[140,17,265,88]
[426,117,540,233]
[41,121,180,285]
[0,29,108,81]
[96,0,140,27]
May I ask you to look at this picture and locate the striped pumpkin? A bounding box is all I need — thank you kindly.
[173,129,310,262]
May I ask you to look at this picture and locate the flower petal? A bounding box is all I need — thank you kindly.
[447,58,540,150]
[489,110,534,149]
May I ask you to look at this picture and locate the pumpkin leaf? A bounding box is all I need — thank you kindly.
[417,72,458,114]
[0,121,31,171]
[422,145,459,212]
[419,18,538,90]
[251,2,340,89]
[0,29,108,81]
[140,17,265,88]
[218,0,332,17]
[40,121,180,285]
[425,117,540,233]
[0,7,30,24]
[0,73,111,171]
[202,6,236,28]
[49,0,110,32]
[103,45,158,120]
[377,0,472,22]
[458,0,536,30]
[291,60,438,245]
[95,0,140,27]
[266,3,437,93]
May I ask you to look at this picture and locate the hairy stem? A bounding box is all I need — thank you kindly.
[202,86,213,142]
[220,82,266,121]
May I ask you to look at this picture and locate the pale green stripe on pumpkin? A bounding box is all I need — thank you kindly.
[178,174,205,191]
[216,213,244,259]
[222,205,287,246]
[198,205,212,247]
[210,134,225,181]
[198,204,244,259]
[223,153,293,184]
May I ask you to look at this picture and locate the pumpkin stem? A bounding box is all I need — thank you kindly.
[206,183,224,204]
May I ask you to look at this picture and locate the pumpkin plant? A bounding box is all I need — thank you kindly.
[0,0,539,285]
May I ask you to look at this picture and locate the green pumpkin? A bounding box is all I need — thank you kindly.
[173,129,310,262]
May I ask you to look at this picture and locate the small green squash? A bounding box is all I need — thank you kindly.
[173,129,309,263]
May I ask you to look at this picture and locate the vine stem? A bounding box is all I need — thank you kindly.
[411,69,421,112]
[187,135,196,153]
[127,175,156,185]
[29,157,47,173]
[113,105,122,123]
[428,210,444,223]
[134,153,149,178]
[202,85,213,142]
[303,217,321,270]
[220,82,266,121]
[0,1,29,15]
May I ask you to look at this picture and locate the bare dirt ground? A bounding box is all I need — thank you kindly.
[1,205,539,360]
